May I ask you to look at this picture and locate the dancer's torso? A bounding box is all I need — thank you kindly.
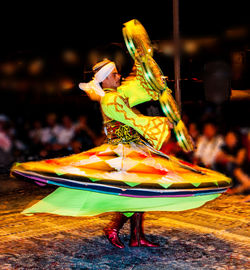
[103,119,141,145]
[101,90,141,145]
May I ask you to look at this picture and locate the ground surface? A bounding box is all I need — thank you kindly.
[0,173,249,270]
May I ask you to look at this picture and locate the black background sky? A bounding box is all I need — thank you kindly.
[0,0,249,53]
[0,1,249,126]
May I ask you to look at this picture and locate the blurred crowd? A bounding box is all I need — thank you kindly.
[160,116,250,198]
[0,109,250,198]
[0,112,105,169]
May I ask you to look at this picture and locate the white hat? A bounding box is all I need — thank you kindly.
[79,60,116,97]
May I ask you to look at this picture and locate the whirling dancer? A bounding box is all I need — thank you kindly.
[80,58,161,248]
[11,19,231,249]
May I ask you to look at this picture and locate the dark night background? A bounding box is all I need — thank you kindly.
[0,1,249,130]
[1,1,249,49]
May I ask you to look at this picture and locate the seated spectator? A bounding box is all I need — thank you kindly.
[214,130,246,178]
[29,119,43,144]
[0,114,14,171]
[71,115,96,152]
[188,122,200,144]
[70,140,83,154]
[227,131,250,195]
[57,115,75,146]
[193,121,224,168]
[48,114,76,156]
[242,129,250,162]
[41,113,62,145]
[27,119,44,160]
[40,113,63,158]
[0,115,12,153]
[228,158,250,195]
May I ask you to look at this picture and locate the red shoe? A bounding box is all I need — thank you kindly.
[129,236,160,247]
[103,228,125,249]
[129,212,159,247]
[138,237,160,247]
[103,213,129,249]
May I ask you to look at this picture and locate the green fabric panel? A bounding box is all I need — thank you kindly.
[124,182,140,187]
[192,183,201,187]
[117,80,153,107]
[123,212,135,217]
[55,171,65,176]
[89,177,100,182]
[159,183,172,189]
[22,187,221,217]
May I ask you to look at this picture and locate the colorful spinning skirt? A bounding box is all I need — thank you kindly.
[11,142,232,216]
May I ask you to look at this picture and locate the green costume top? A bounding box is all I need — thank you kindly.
[101,89,170,150]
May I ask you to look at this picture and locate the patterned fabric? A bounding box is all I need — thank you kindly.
[101,91,170,150]
[134,61,159,100]
[12,142,231,190]
[104,120,141,145]
[117,62,159,107]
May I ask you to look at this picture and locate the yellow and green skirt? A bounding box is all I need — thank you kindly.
[11,141,231,216]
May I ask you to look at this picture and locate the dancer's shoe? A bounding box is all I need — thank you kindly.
[103,213,129,249]
[103,228,125,249]
[129,212,159,247]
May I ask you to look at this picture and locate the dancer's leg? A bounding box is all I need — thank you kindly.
[129,212,159,247]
